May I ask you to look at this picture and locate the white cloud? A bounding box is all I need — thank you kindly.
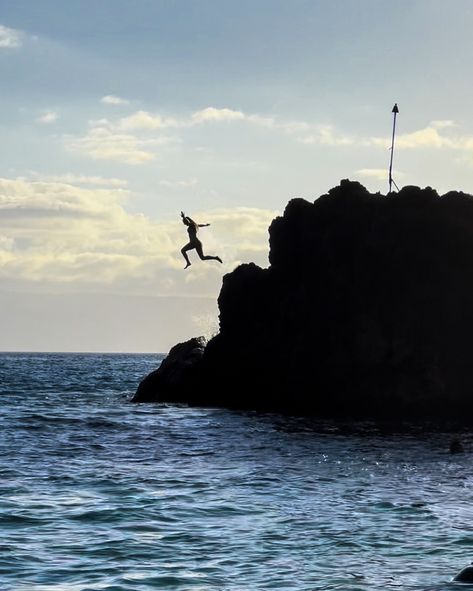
[368,120,473,151]
[390,126,449,149]
[117,110,180,130]
[117,107,252,131]
[67,113,182,164]
[192,107,246,124]
[190,107,277,130]
[115,107,272,133]
[0,177,129,218]
[203,207,277,264]
[0,24,23,48]
[27,172,128,188]
[101,95,129,106]
[67,126,159,164]
[37,111,58,124]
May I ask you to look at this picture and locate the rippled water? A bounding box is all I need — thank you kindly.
[1,353,473,590]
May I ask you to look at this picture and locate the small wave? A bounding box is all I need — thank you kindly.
[451,536,473,546]
[67,508,126,523]
[0,514,47,527]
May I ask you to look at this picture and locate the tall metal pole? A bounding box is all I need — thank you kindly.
[389,103,399,193]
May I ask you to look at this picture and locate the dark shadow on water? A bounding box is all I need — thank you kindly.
[232,410,473,438]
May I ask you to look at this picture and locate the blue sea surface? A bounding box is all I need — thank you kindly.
[0,353,472,591]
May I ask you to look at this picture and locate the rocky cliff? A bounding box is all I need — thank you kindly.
[133,180,473,420]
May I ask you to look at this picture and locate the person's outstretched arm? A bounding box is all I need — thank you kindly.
[198,223,210,227]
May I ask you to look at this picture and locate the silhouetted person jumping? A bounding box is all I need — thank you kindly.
[180,211,222,269]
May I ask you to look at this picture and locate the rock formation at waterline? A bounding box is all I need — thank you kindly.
[134,336,206,403]
[133,180,473,420]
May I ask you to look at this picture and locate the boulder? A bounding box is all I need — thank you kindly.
[454,562,473,582]
[132,336,206,403]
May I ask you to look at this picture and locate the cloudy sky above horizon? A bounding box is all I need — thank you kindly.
[1,0,473,352]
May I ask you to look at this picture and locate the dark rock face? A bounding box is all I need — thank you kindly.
[135,180,473,419]
[454,563,473,582]
[132,336,206,403]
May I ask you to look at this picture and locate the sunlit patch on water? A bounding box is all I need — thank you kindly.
[1,353,473,590]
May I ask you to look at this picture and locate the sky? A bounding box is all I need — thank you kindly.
[1,0,473,352]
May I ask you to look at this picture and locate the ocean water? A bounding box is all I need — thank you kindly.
[1,353,472,591]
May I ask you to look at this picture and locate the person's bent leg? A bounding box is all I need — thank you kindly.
[181,243,193,268]
[196,243,222,263]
